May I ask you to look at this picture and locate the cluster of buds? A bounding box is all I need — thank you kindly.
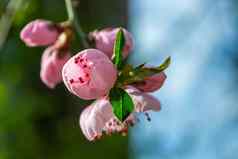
[20,19,170,141]
[20,20,73,88]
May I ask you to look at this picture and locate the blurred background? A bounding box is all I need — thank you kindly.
[0,0,128,159]
[129,0,238,159]
[1,0,238,159]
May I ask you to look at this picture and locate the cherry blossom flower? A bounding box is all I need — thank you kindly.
[40,46,70,88]
[20,19,59,47]
[62,49,117,100]
[90,28,134,58]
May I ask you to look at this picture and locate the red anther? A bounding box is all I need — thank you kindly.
[130,122,135,127]
[107,129,113,135]
[94,135,101,140]
[145,112,151,122]
[121,127,128,133]
[69,79,74,84]
[79,77,84,83]
[121,128,128,136]
[126,120,134,127]
[74,57,80,63]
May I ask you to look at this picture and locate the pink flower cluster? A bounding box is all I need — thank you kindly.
[80,86,162,141]
[21,19,71,88]
[21,19,167,141]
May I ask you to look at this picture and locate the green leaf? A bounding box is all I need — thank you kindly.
[113,28,125,69]
[134,56,171,77]
[109,87,134,122]
[146,56,171,73]
[116,56,171,86]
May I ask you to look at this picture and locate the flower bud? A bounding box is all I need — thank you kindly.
[133,72,166,92]
[90,28,133,58]
[62,49,117,100]
[20,19,59,47]
[40,46,70,89]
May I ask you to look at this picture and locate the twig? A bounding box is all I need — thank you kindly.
[64,0,89,48]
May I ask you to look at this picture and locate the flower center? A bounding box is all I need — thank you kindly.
[69,56,91,85]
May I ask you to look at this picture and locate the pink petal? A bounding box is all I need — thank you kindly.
[40,46,70,89]
[20,19,59,47]
[133,72,167,92]
[125,86,161,112]
[90,28,134,58]
[79,99,114,141]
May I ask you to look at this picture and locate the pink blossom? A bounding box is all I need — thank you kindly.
[20,19,59,47]
[79,98,135,141]
[133,72,167,92]
[62,49,117,100]
[79,98,126,141]
[79,86,161,141]
[125,86,161,112]
[90,28,134,58]
[40,46,70,89]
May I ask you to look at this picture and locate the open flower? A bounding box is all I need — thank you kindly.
[20,19,59,47]
[125,86,161,112]
[40,46,70,88]
[62,49,117,100]
[79,98,127,141]
[79,86,161,141]
[90,28,133,58]
[133,72,167,92]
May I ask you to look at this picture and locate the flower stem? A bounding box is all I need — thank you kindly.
[64,0,89,48]
[65,0,74,22]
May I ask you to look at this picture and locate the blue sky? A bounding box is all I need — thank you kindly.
[129,0,238,158]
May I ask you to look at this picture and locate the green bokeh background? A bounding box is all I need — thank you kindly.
[0,0,129,158]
